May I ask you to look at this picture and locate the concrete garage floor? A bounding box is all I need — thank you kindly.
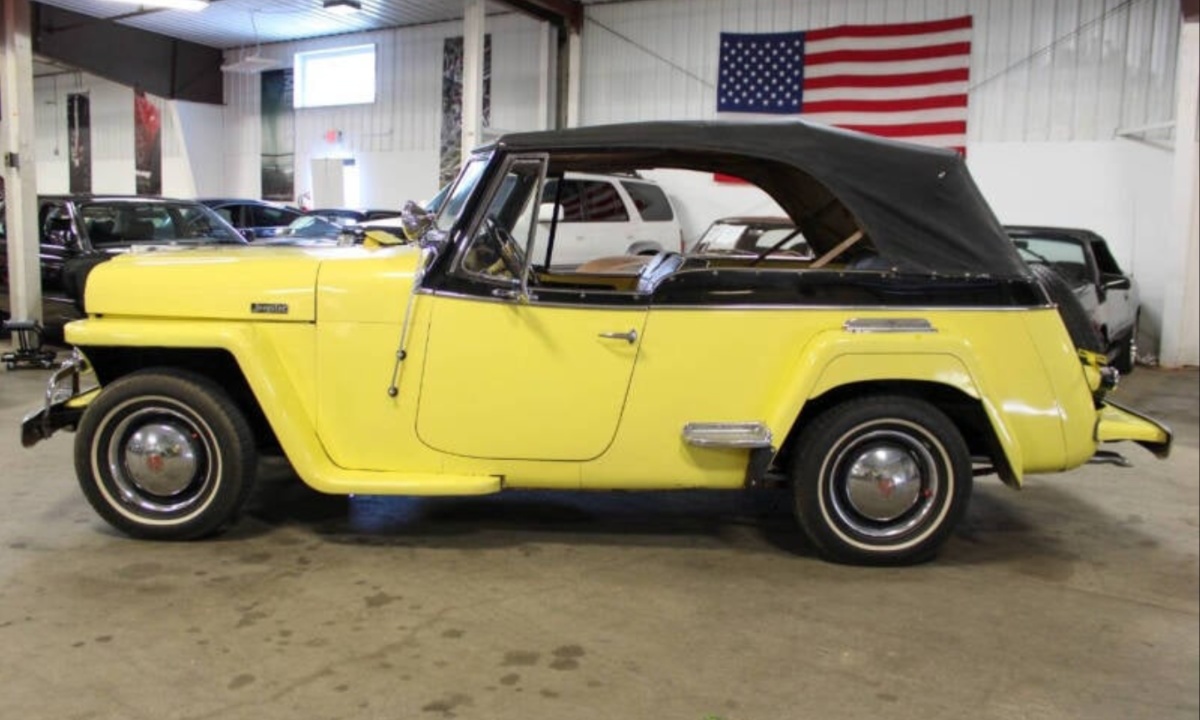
[0,363,1196,720]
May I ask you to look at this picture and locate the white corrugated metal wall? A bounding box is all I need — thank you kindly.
[578,0,1179,141]
[577,0,1191,364]
[221,11,548,207]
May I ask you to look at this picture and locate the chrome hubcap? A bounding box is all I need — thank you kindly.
[828,427,941,539]
[845,445,922,521]
[106,406,213,514]
[123,421,200,496]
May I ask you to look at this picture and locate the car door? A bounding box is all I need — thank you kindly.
[417,156,648,461]
[38,201,85,327]
[1089,237,1136,340]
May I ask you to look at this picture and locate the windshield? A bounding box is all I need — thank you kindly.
[284,215,343,238]
[80,201,245,247]
[434,157,488,232]
[1013,236,1090,285]
[694,221,812,258]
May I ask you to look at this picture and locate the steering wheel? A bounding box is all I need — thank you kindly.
[477,216,527,279]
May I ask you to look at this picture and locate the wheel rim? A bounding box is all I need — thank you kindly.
[827,427,941,540]
[105,406,215,515]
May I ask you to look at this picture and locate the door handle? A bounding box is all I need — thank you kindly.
[598,329,638,344]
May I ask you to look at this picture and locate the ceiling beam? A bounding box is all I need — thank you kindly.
[499,0,583,34]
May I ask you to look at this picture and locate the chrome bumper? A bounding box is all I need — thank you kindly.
[20,349,95,448]
[1095,399,1172,459]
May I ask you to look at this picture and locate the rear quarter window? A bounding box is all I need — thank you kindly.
[621,181,674,222]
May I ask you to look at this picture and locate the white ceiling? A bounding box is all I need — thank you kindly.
[34,0,550,51]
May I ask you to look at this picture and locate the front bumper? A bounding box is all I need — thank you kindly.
[20,350,98,448]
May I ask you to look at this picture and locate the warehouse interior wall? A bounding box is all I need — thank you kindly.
[220,12,549,209]
[22,0,1196,365]
[33,71,198,198]
[576,0,1193,365]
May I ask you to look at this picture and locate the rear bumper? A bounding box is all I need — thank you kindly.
[20,349,98,448]
[1096,399,1172,459]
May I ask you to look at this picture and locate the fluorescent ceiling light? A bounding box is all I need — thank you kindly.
[323,0,362,15]
[103,0,209,10]
[220,55,282,74]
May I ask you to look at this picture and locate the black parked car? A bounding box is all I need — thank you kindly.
[307,208,402,226]
[198,198,303,240]
[1007,225,1140,373]
[1,196,247,333]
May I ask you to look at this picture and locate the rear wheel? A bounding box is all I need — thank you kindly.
[73,369,257,539]
[792,396,972,565]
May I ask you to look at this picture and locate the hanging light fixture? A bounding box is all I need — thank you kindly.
[323,0,362,14]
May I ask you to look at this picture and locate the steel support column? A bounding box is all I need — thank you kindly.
[1,0,42,330]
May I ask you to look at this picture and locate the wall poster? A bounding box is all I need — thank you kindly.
[68,93,91,194]
[440,35,492,188]
[261,68,296,202]
[134,90,162,196]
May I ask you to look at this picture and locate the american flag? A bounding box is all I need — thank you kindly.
[717,16,972,153]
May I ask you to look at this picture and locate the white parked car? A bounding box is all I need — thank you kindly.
[529,172,684,267]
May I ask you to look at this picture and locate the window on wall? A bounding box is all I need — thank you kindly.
[294,44,376,108]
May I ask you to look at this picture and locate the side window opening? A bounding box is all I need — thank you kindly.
[621,181,674,222]
[458,158,544,283]
[578,181,628,222]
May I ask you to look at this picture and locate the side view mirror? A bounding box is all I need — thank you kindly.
[239,228,257,242]
[1103,274,1131,291]
[400,200,434,241]
[537,202,558,223]
[47,228,78,250]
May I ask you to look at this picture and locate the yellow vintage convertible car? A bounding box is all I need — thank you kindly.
[20,121,1171,565]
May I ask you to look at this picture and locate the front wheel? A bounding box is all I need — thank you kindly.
[792,396,972,565]
[73,369,258,540]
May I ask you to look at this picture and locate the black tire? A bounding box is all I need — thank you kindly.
[1111,312,1139,375]
[1028,263,1104,354]
[792,396,972,565]
[73,369,257,539]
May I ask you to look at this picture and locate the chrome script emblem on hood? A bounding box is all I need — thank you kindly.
[250,303,289,315]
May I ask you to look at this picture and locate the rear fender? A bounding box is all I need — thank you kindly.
[766,329,1026,485]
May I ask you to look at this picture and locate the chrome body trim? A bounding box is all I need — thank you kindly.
[419,287,1052,313]
[682,422,773,448]
[843,318,936,333]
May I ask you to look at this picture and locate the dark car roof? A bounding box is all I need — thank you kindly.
[41,195,202,204]
[198,198,298,209]
[1004,226,1101,244]
[493,121,1026,278]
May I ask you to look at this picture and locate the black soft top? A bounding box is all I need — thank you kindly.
[495,120,1028,278]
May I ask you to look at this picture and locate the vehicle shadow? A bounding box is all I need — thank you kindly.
[235,460,1189,571]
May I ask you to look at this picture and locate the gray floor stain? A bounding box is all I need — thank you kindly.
[549,644,585,670]
[441,628,464,639]
[364,591,404,608]
[236,610,269,628]
[499,673,520,686]
[228,674,255,690]
[421,692,473,717]
[502,650,540,666]
[237,552,272,564]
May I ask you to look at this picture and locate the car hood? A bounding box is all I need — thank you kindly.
[83,245,422,322]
